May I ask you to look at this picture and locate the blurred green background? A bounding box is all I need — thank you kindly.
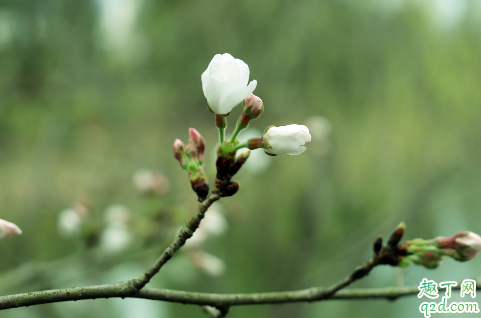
[1,0,481,317]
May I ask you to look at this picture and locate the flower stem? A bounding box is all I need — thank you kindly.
[234,142,248,151]
[215,115,227,143]
[230,121,242,143]
[219,127,225,143]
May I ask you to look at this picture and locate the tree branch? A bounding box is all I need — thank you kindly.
[132,192,220,291]
[1,277,479,310]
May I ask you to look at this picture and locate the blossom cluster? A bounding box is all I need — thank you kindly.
[400,231,481,269]
[174,53,313,201]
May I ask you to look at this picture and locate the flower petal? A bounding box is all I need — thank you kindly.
[221,59,242,89]
[235,59,250,87]
[219,80,257,114]
[287,146,306,155]
[204,76,222,113]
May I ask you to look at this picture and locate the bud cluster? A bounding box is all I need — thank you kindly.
[397,231,481,269]
[174,53,314,201]
[174,128,209,201]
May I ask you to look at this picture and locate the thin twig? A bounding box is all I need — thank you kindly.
[133,192,221,291]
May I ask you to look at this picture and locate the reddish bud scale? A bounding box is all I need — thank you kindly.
[221,181,240,197]
[216,156,235,180]
[227,152,250,177]
[388,222,406,248]
[191,178,209,202]
[373,236,383,254]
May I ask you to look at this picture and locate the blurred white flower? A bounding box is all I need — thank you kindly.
[132,169,170,195]
[104,204,131,225]
[0,218,22,240]
[57,208,83,238]
[184,226,208,249]
[202,203,228,236]
[183,203,228,249]
[191,251,226,277]
[201,53,257,115]
[263,124,311,155]
[100,223,132,253]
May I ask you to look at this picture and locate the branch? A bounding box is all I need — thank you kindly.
[1,277,480,310]
[132,192,220,291]
[0,220,416,311]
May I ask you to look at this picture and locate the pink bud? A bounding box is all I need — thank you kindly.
[0,219,22,240]
[189,128,206,164]
[436,231,481,260]
[173,139,186,168]
[455,232,481,258]
[243,94,264,119]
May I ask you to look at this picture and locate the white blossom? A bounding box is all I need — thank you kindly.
[191,251,226,277]
[263,124,311,155]
[0,218,22,240]
[201,53,257,115]
[100,223,132,253]
[202,203,228,236]
[104,204,131,225]
[57,209,83,238]
[455,232,481,258]
[132,169,170,195]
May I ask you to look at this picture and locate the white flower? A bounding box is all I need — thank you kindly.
[57,209,83,238]
[132,169,170,195]
[100,223,132,254]
[263,124,311,155]
[104,204,131,225]
[201,53,257,115]
[202,203,228,236]
[0,218,22,240]
[191,251,226,277]
[183,203,228,249]
[455,232,481,258]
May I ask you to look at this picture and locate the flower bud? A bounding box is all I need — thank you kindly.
[189,128,206,165]
[188,167,209,202]
[227,151,250,177]
[0,219,22,240]
[173,139,187,169]
[243,94,263,119]
[435,231,481,260]
[262,124,311,155]
[411,251,444,269]
[185,142,199,161]
[455,232,481,259]
[373,236,383,254]
[221,181,240,197]
[216,152,235,179]
[387,222,406,248]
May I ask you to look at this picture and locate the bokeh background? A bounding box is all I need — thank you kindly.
[1,0,481,317]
